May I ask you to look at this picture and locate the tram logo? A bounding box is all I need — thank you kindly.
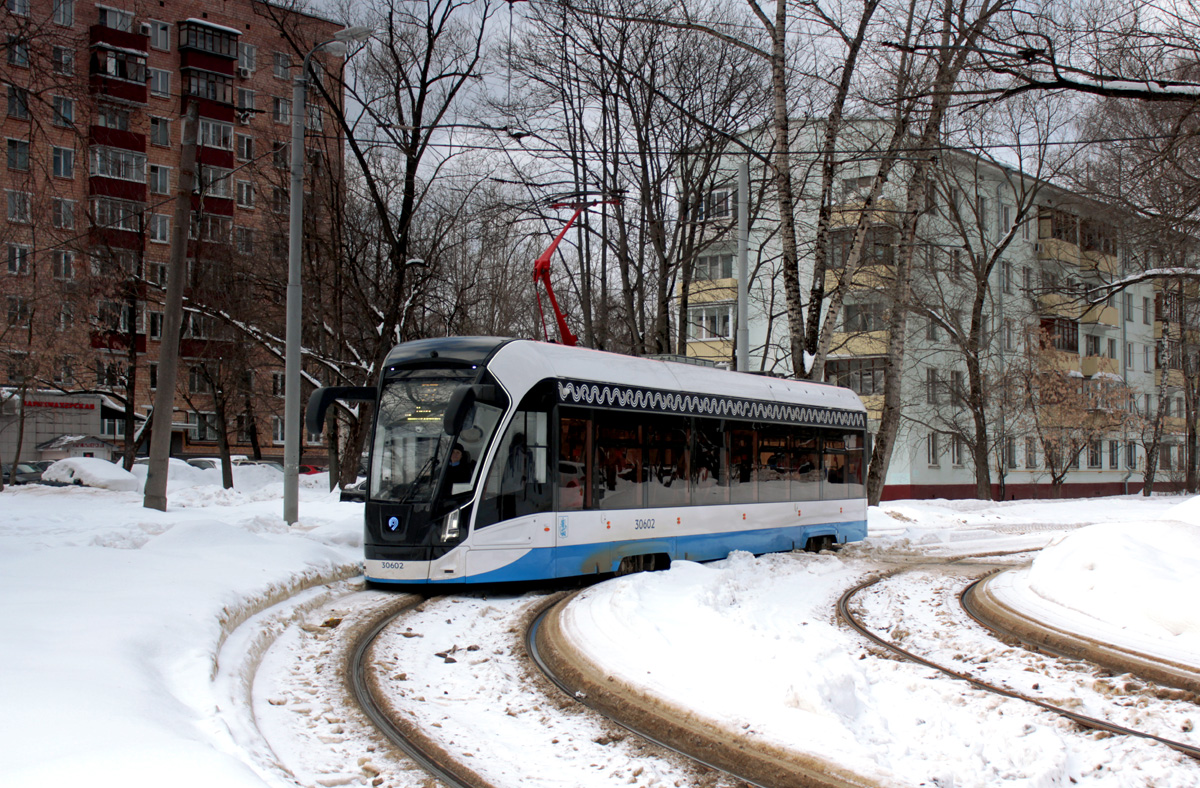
[388,516,400,531]
[555,379,866,429]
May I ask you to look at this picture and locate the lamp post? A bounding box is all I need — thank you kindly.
[284,25,373,525]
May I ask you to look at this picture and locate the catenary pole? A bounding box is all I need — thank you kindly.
[144,103,198,511]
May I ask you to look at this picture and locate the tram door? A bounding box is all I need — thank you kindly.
[554,411,611,577]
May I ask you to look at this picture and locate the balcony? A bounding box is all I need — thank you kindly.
[1156,368,1185,388]
[1036,237,1083,267]
[831,330,889,356]
[1081,355,1118,377]
[1080,303,1119,327]
[686,339,732,364]
[1080,249,1118,276]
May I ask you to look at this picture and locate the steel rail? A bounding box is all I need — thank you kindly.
[348,595,492,788]
[837,573,1200,761]
[527,595,784,788]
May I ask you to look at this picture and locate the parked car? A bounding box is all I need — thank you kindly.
[2,462,44,485]
[186,458,220,470]
[339,479,367,502]
[298,464,326,475]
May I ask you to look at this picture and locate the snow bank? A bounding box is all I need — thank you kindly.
[1028,519,1200,648]
[42,457,140,491]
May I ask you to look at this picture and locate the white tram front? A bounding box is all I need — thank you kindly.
[308,337,869,585]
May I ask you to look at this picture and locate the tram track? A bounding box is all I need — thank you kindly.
[837,568,1200,762]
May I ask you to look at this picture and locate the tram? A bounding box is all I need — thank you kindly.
[307,337,869,585]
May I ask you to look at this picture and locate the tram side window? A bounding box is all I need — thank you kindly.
[821,430,865,500]
[758,423,791,503]
[646,415,689,508]
[476,410,551,527]
[691,417,729,505]
[791,428,821,502]
[595,411,644,510]
[729,426,757,504]
[558,414,590,510]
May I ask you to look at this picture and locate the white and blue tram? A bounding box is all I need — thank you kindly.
[308,337,869,585]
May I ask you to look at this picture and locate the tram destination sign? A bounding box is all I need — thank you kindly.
[555,379,867,430]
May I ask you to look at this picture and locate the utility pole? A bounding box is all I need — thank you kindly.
[144,103,198,511]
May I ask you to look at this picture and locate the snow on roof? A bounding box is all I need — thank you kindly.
[183,18,243,36]
[35,435,117,451]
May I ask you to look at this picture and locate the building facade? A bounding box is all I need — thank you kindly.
[684,124,1194,499]
[1,0,344,465]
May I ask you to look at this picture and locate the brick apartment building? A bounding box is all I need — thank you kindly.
[1,0,345,465]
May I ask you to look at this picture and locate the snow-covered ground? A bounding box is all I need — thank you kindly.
[2,460,1198,787]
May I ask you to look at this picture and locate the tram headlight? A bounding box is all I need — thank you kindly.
[440,508,461,542]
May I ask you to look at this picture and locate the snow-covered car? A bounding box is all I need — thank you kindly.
[2,462,44,485]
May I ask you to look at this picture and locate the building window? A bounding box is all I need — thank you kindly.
[91,197,141,232]
[1125,342,1134,370]
[1109,440,1119,469]
[697,189,732,221]
[239,42,257,72]
[272,371,285,396]
[1085,334,1101,357]
[236,87,255,112]
[148,20,170,51]
[97,6,133,30]
[198,119,233,150]
[92,47,146,82]
[95,105,130,130]
[843,302,886,332]
[925,367,940,405]
[189,412,220,442]
[949,436,964,466]
[1087,440,1101,468]
[51,196,74,227]
[148,214,170,243]
[1041,317,1078,352]
[52,198,74,229]
[6,190,30,223]
[7,295,30,327]
[1144,345,1152,371]
[927,433,940,466]
[1127,441,1137,469]
[272,186,287,213]
[7,36,30,67]
[149,68,170,98]
[1107,338,1116,359]
[52,0,72,24]
[195,165,233,198]
[273,51,291,79]
[52,146,74,178]
[1025,436,1037,468]
[186,71,233,104]
[149,165,169,195]
[7,0,29,15]
[7,243,31,275]
[148,311,163,340]
[57,302,74,331]
[150,117,170,147]
[694,253,733,281]
[148,361,157,389]
[189,214,233,244]
[90,146,146,182]
[147,261,166,286]
[52,46,74,74]
[825,357,887,396]
[1005,437,1017,469]
[1143,296,1151,325]
[235,180,254,208]
[235,226,254,255]
[272,142,289,168]
[52,250,74,280]
[687,303,733,341]
[306,103,323,131]
[236,133,253,161]
[7,139,30,170]
[52,96,74,126]
[272,96,291,124]
[179,22,236,57]
[1002,262,1012,294]
[272,415,285,444]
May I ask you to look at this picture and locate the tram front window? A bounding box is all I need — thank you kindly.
[370,372,498,504]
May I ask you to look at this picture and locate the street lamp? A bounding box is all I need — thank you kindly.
[284,24,373,525]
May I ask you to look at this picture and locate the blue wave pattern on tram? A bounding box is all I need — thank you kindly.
[556,380,867,429]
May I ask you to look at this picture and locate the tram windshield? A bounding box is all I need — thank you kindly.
[370,371,501,503]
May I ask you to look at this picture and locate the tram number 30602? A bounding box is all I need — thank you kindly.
[634,518,655,531]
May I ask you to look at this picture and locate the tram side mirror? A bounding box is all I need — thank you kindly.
[306,386,376,436]
[443,384,499,435]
